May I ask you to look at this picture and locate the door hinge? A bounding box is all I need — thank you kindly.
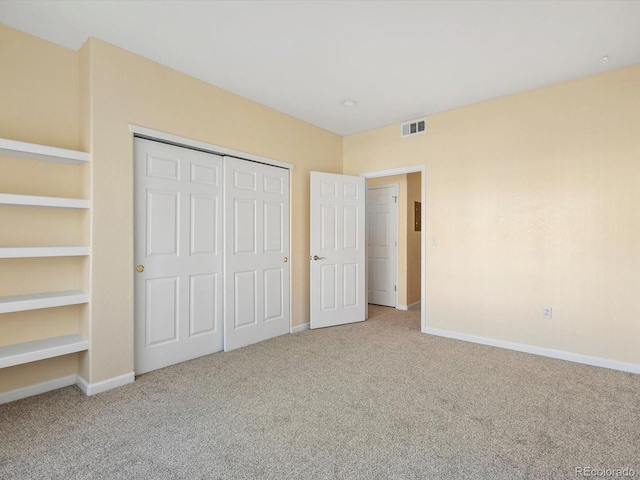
[392,196,398,203]
[394,285,397,291]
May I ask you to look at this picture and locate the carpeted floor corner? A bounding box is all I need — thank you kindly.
[1,305,638,479]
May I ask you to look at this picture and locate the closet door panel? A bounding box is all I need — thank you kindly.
[224,157,290,351]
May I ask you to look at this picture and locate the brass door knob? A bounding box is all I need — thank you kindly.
[283,257,288,263]
[136,265,145,272]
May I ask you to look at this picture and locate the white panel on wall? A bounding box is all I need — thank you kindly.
[146,277,178,346]
[234,271,257,328]
[264,267,283,321]
[234,199,256,254]
[189,274,216,336]
[147,155,180,181]
[147,190,179,256]
[190,195,216,255]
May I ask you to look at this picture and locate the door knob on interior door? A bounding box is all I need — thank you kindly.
[311,255,325,261]
[136,265,145,272]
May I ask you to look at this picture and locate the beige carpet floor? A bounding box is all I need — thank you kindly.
[1,305,638,479]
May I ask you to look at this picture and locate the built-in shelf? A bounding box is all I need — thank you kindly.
[0,193,89,209]
[0,290,89,314]
[0,246,90,258]
[0,334,89,369]
[0,138,89,165]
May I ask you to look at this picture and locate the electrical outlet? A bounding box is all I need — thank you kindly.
[543,306,552,319]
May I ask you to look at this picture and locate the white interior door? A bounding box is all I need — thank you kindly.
[134,138,223,374]
[367,185,398,307]
[224,157,290,351]
[310,172,366,329]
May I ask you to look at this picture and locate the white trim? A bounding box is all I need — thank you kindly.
[289,171,294,333]
[361,164,425,179]
[424,327,640,375]
[361,165,426,333]
[367,183,397,190]
[128,125,294,170]
[76,372,135,396]
[397,301,421,311]
[291,322,310,333]
[0,374,77,405]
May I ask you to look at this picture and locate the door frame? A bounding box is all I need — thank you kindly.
[366,182,399,309]
[360,165,426,333]
[128,124,296,336]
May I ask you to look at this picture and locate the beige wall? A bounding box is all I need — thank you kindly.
[344,64,640,365]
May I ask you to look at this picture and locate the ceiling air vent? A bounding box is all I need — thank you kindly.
[401,118,426,138]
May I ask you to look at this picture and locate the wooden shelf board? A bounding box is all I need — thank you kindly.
[0,290,89,314]
[0,193,89,209]
[0,138,89,165]
[0,334,89,369]
[0,246,90,258]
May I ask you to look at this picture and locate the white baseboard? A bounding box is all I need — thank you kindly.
[291,322,310,333]
[424,327,640,375]
[76,372,135,396]
[397,301,421,311]
[0,374,77,405]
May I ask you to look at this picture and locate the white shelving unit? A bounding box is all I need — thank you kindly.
[0,246,90,258]
[0,193,89,209]
[0,138,89,165]
[0,290,89,314]
[0,137,90,373]
[0,334,89,369]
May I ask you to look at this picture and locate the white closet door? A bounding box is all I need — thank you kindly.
[134,138,223,375]
[224,157,290,351]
